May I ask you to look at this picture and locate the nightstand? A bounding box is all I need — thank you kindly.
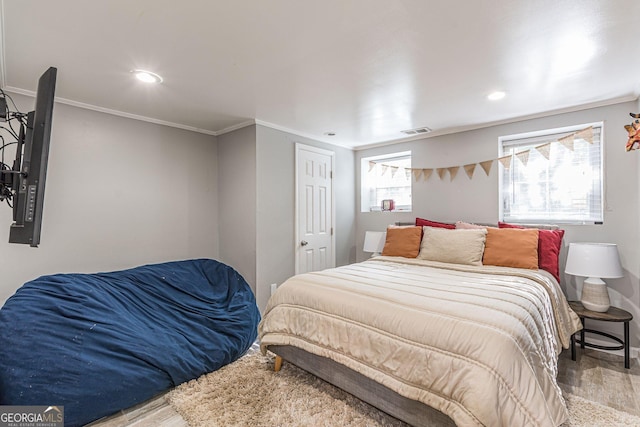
[569,300,633,369]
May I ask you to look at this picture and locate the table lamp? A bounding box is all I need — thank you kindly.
[565,242,623,312]
[363,231,386,257]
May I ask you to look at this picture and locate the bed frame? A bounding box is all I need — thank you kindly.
[268,345,456,427]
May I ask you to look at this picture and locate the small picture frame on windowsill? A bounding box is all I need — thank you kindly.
[381,199,395,211]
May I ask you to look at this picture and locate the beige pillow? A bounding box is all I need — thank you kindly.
[483,227,539,269]
[417,226,487,266]
[381,226,422,258]
[455,221,487,230]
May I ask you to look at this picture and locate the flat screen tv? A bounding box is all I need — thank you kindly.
[5,67,57,247]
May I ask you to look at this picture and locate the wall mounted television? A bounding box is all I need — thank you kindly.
[0,67,57,247]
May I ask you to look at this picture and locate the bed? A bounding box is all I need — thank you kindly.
[259,223,582,427]
[0,258,260,427]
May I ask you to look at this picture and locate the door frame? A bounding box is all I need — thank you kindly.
[294,143,336,274]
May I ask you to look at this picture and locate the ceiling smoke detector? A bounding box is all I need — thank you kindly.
[401,126,432,136]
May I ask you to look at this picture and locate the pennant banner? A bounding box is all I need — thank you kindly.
[559,134,575,151]
[365,126,593,183]
[516,150,530,166]
[536,142,552,160]
[448,166,459,181]
[575,126,594,144]
[479,160,494,176]
[463,163,477,179]
[498,155,512,169]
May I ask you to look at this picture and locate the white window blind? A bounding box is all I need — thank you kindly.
[361,151,412,212]
[500,122,603,224]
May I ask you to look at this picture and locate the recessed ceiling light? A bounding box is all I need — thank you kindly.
[488,91,506,101]
[131,69,163,84]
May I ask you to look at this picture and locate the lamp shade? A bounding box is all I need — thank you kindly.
[565,242,623,279]
[363,231,386,254]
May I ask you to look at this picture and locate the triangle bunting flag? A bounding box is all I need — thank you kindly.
[463,163,477,179]
[559,134,575,151]
[536,142,552,160]
[575,126,594,144]
[516,150,530,166]
[448,166,459,181]
[479,160,494,176]
[498,155,512,169]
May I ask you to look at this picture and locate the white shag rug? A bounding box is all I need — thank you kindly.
[167,352,640,427]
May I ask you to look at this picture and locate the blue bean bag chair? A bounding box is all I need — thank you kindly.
[0,259,260,426]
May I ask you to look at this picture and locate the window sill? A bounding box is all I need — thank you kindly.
[365,209,413,214]
[502,219,603,226]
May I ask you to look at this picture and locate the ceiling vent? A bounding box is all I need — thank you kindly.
[401,126,432,136]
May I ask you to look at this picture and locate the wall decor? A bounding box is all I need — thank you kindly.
[624,113,640,151]
[366,126,594,182]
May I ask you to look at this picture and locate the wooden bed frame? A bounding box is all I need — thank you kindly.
[268,345,456,427]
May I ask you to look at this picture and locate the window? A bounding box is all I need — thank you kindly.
[361,151,412,212]
[499,122,603,224]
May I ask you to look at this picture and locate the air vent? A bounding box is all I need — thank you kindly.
[401,126,432,136]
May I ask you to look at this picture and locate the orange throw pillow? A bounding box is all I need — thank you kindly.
[381,226,422,258]
[483,228,539,269]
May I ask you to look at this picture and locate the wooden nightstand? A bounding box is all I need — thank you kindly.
[569,301,633,369]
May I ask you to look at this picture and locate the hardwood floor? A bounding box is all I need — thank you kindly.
[88,349,640,426]
[557,348,640,417]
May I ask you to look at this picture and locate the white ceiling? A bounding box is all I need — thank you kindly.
[2,0,639,149]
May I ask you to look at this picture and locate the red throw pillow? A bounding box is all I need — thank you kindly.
[498,222,565,282]
[415,217,455,229]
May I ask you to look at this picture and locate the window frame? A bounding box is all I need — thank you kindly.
[360,151,412,213]
[498,122,604,225]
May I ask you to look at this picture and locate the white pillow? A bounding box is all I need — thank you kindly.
[417,226,487,266]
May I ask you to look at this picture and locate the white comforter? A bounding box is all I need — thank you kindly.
[259,257,582,427]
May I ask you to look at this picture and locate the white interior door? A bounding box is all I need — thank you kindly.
[295,143,335,274]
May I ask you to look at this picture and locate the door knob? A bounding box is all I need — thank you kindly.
[300,240,308,246]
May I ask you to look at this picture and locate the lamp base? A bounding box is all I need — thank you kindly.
[580,277,610,312]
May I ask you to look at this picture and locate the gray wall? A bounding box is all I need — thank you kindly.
[217,126,258,289]
[0,96,219,305]
[216,124,355,313]
[255,125,355,312]
[356,100,640,349]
